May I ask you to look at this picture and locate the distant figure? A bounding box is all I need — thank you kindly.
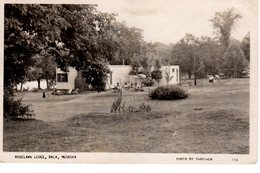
[116,82,120,89]
[219,73,225,79]
[130,82,133,88]
[42,91,46,98]
[214,74,220,84]
[124,82,129,89]
[208,75,215,86]
[112,82,121,93]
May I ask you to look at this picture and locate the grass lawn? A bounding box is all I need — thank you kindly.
[3,78,249,153]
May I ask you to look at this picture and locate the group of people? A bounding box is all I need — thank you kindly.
[208,74,220,85]
[113,82,144,92]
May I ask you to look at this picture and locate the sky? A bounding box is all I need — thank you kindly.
[95,0,256,44]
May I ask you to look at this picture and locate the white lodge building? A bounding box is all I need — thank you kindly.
[56,65,180,91]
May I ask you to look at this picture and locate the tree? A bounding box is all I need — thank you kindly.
[152,42,172,65]
[4,4,69,118]
[223,40,248,77]
[4,4,120,118]
[129,59,140,75]
[151,59,162,85]
[196,36,223,76]
[154,59,162,69]
[110,21,143,65]
[57,5,120,91]
[210,7,242,51]
[139,56,152,76]
[241,32,250,61]
[164,67,173,85]
[171,34,199,79]
[40,55,56,89]
[28,54,56,89]
[29,67,43,90]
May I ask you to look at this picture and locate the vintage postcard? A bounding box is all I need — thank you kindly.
[0,0,258,163]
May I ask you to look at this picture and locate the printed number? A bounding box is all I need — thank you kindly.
[232,158,238,162]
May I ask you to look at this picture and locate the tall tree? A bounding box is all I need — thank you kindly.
[4,4,69,118]
[129,59,140,75]
[4,4,120,118]
[223,40,248,77]
[40,55,56,89]
[164,67,173,85]
[197,36,223,76]
[210,7,242,51]
[241,32,250,61]
[151,59,162,85]
[138,43,157,75]
[110,21,143,65]
[55,5,120,91]
[28,54,56,89]
[171,34,199,79]
[152,42,172,65]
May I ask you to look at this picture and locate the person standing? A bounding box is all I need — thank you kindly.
[215,74,220,84]
[208,75,215,86]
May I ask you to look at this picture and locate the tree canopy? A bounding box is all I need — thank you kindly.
[4,4,121,118]
[210,7,242,51]
[28,54,56,89]
[151,59,162,84]
[110,21,143,65]
[241,32,250,61]
[5,4,120,92]
[171,34,199,78]
[223,40,248,77]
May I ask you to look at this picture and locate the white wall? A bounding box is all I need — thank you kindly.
[106,65,132,89]
[159,65,180,85]
[56,67,77,90]
[106,65,180,89]
[17,80,47,90]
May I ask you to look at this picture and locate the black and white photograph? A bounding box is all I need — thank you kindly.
[0,0,257,163]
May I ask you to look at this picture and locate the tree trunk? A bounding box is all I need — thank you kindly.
[122,58,125,66]
[37,79,41,89]
[20,83,23,92]
[188,72,192,79]
[46,79,50,89]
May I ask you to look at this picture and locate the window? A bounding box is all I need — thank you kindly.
[57,73,68,82]
[172,68,175,73]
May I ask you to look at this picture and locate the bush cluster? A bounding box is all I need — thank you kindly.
[149,85,188,100]
[111,91,151,113]
[4,91,35,119]
[141,78,154,87]
[125,103,151,113]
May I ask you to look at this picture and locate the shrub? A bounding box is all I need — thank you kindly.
[138,103,151,112]
[110,90,152,113]
[4,91,35,119]
[149,85,188,100]
[141,77,154,87]
[151,70,162,84]
[110,90,123,113]
[125,103,151,113]
[30,87,39,92]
